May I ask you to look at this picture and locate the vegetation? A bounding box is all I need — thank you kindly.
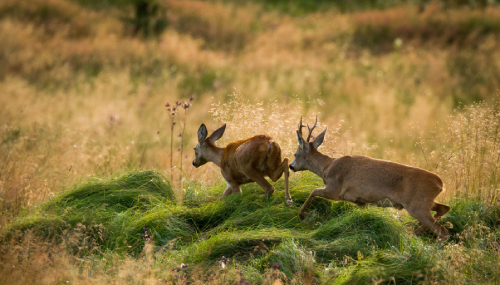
[2,170,499,283]
[0,0,500,283]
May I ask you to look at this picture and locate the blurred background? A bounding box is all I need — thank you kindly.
[1,0,499,226]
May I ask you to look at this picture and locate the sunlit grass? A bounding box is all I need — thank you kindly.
[2,169,499,284]
[0,0,500,283]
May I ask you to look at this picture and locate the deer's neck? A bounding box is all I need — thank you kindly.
[207,145,225,168]
[309,151,334,178]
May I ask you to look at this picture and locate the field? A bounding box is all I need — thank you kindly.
[1,0,500,283]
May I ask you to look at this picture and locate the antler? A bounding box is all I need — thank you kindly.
[298,115,306,137]
[306,116,318,142]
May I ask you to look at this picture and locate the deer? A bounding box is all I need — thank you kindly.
[289,116,451,239]
[192,123,293,204]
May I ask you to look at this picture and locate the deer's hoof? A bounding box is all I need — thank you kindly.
[437,233,450,243]
[285,198,293,205]
[413,226,426,236]
[265,189,275,196]
[299,212,306,220]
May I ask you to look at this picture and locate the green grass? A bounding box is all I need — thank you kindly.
[2,170,500,283]
[311,207,407,262]
[3,170,179,252]
[331,242,440,284]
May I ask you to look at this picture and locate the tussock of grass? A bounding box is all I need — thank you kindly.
[53,170,175,210]
[255,238,316,279]
[179,190,269,231]
[221,206,302,230]
[4,170,179,252]
[312,207,405,243]
[331,243,439,284]
[3,214,68,240]
[311,207,407,261]
[180,228,295,264]
[120,208,196,249]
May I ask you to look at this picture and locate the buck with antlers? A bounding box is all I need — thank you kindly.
[193,124,293,203]
[289,116,450,239]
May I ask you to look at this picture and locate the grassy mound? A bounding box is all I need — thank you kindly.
[180,228,296,264]
[254,238,316,279]
[3,170,180,252]
[180,176,344,232]
[3,170,500,283]
[332,244,440,284]
[52,170,175,210]
[311,207,407,262]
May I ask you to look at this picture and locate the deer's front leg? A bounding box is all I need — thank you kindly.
[284,159,292,204]
[299,186,337,219]
[222,181,241,197]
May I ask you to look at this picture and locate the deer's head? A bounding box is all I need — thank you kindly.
[192,123,226,168]
[289,116,327,172]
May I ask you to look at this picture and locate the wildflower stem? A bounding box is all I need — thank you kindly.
[170,116,174,181]
[180,108,187,185]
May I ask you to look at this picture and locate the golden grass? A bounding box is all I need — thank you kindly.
[0,0,499,232]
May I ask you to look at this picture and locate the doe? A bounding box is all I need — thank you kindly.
[193,124,293,203]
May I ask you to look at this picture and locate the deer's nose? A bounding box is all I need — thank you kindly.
[289,165,295,172]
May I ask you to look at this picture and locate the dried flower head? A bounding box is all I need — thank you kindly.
[140,226,153,242]
[271,263,282,270]
[218,256,228,269]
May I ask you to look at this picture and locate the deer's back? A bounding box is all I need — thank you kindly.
[221,135,278,183]
[327,155,443,201]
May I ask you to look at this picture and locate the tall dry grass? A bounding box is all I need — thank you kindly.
[0,229,298,285]
[1,0,499,226]
[439,102,500,203]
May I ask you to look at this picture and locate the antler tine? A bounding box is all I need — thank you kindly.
[306,116,318,142]
[298,115,306,137]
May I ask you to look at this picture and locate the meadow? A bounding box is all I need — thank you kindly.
[0,0,500,283]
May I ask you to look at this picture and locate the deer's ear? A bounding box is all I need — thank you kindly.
[312,128,327,149]
[198,124,208,142]
[296,130,307,149]
[208,124,226,143]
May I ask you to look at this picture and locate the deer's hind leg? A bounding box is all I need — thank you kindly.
[268,158,292,204]
[407,204,449,240]
[433,203,451,221]
[414,202,451,235]
[241,165,275,196]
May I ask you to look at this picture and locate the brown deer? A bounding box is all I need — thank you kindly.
[289,117,450,239]
[192,123,293,203]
